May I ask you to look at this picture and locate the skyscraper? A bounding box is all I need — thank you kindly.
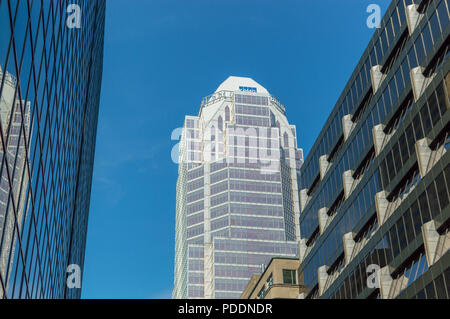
[173,76,304,299]
[0,1,105,298]
[298,0,450,299]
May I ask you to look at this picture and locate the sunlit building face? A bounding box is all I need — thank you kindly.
[173,76,304,299]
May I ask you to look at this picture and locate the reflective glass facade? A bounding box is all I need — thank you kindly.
[298,0,450,299]
[173,77,304,299]
[0,0,105,298]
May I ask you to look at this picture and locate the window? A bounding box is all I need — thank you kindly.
[267,274,273,289]
[434,274,448,298]
[218,116,223,131]
[257,286,266,299]
[225,106,230,121]
[437,0,450,31]
[414,35,425,65]
[429,12,441,43]
[282,269,297,284]
[284,132,289,148]
[381,29,388,55]
[435,172,449,210]
[422,24,433,53]
[425,281,436,299]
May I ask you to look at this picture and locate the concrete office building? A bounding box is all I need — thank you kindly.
[240,257,306,299]
[173,76,304,299]
[298,0,450,298]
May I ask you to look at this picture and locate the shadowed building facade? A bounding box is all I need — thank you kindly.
[173,76,304,299]
[0,1,105,298]
[298,0,450,299]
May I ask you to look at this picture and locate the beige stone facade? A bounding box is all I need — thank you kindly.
[241,257,306,299]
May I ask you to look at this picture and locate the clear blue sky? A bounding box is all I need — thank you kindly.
[81,0,390,299]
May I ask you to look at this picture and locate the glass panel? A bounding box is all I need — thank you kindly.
[429,12,441,43]
[437,0,450,30]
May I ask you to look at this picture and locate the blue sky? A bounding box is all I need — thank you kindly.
[81,0,390,299]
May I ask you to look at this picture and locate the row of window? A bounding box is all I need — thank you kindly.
[302,172,381,288]
[309,159,449,295]
[302,16,446,222]
[226,146,280,159]
[228,126,279,138]
[230,191,282,205]
[229,168,281,182]
[211,204,228,219]
[215,278,250,292]
[211,192,228,207]
[229,180,282,193]
[304,0,411,185]
[211,216,229,231]
[215,291,241,298]
[379,82,447,188]
[235,104,270,116]
[188,273,204,285]
[385,164,450,259]
[211,160,280,172]
[412,267,450,298]
[214,239,297,255]
[235,94,268,106]
[301,6,449,247]
[187,224,204,238]
[188,260,204,271]
[229,215,284,229]
[211,170,228,184]
[235,115,270,127]
[326,161,450,298]
[215,265,262,279]
[188,246,204,258]
[329,240,390,299]
[187,166,204,180]
[186,188,204,203]
[187,177,204,192]
[214,252,276,267]
[185,118,199,129]
[229,203,283,217]
[185,128,200,139]
[301,0,449,190]
[228,136,280,149]
[188,286,204,298]
[211,181,228,195]
[187,212,204,227]
[230,228,286,241]
[187,201,204,214]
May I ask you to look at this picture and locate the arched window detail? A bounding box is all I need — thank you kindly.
[210,125,216,158]
[225,106,230,122]
[284,132,289,148]
[211,125,216,141]
[218,116,223,132]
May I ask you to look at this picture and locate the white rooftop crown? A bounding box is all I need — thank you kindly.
[215,76,269,94]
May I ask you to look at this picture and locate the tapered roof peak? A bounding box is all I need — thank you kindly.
[215,76,269,94]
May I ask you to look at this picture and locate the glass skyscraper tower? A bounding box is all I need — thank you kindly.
[173,76,304,299]
[0,1,105,298]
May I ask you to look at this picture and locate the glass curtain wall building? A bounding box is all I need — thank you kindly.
[298,0,450,299]
[0,1,105,298]
[173,76,304,299]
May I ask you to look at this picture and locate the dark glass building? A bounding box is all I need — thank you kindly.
[0,1,105,298]
[298,0,450,299]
